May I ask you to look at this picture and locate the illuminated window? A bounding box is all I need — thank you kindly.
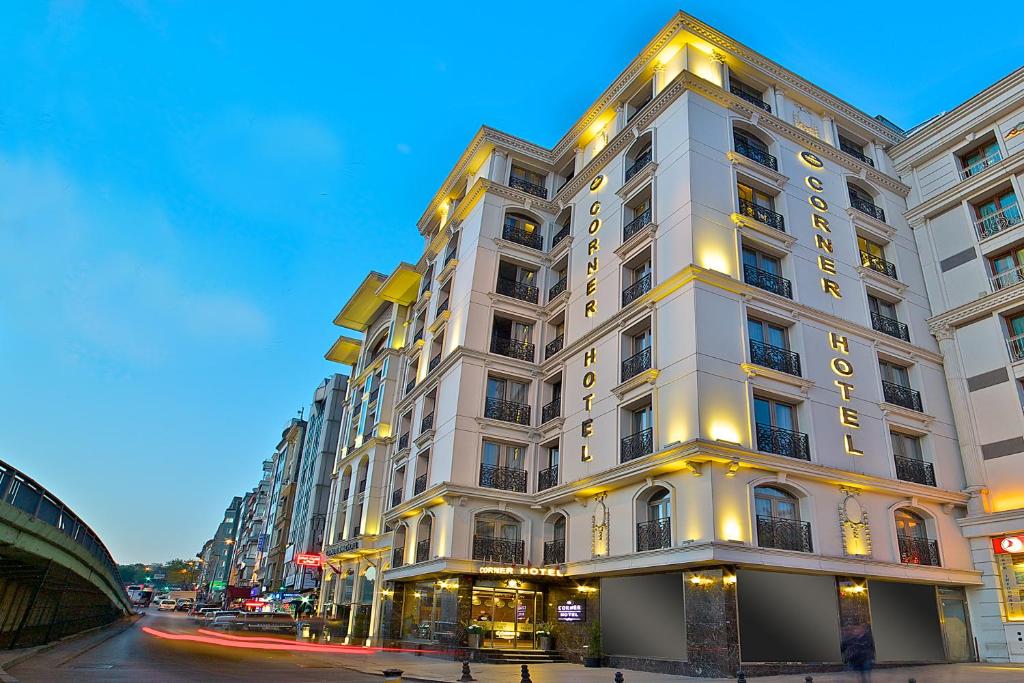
[995,550,1024,621]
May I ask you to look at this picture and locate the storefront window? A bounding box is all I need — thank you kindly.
[399,579,461,642]
[996,549,1024,620]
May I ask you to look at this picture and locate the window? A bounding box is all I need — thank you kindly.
[976,190,1022,240]
[879,360,910,388]
[858,235,890,270]
[738,182,785,231]
[754,396,796,432]
[482,441,525,470]
[868,295,898,322]
[485,376,530,425]
[961,140,1002,178]
[636,487,671,551]
[733,129,777,170]
[755,485,798,520]
[480,441,527,492]
[509,165,547,199]
[729,76,770,112]
[632,328,652,355]
[868,294,908,341]
[991,246,1024,289]
[748,317,787,349]
[539,443,559,491]
[754,486,811,552]
[503,212,544,250]
[742,246,791,298]
[647,489,670,521]
[890,432,935,485]
[742,246,781,276]
[739,183,774,210]
[631,404,653,434]
[474,512,523,563]
[895,509,939,565]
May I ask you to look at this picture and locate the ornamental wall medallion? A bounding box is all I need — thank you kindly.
[838,487,871,557]
[793,104,820,138]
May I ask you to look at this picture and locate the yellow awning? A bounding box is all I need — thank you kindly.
[377,262,421,306]
[334,272,388,331]
[325,335,362,365]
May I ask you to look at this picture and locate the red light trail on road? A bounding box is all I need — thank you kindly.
[143,627,434,656]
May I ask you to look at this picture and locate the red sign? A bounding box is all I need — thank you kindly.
[295,553,322,567]
[993,535,1024,554]
[244,599,268,608]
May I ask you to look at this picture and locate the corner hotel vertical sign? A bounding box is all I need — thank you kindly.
[580,174,604,461]
[801,151,863,457]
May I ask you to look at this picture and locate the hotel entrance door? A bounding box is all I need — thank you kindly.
[470,587,538,649]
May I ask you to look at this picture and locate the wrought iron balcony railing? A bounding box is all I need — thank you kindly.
[730,86,771,112]
[543,539,565,565]
[755,423,810,461]
[623,208,653,242]
[413,328,424,343]
[398,432,410,451]
[739,198,785,231]
[479,463,527,493]
[860,251,898,279]
[545,334,564,359]
[749,339,801,376]
[756,515,812,552]
[626,96,652,122]
[416,538,430,564]
[734,138,778,171]
[472,535,524,564]
[391,489,403,508]
[541,398,561,424]
[1007,333,1024,362]
[621,427,654,463]
[428,354,441,372]
[871,311,910,342]
[497,276,539,304]
[405,379,416,395]
[443,248,457,267]
[992,264,1024,291]
[897,534,940,566]
[420,412,434,433]
[743,263,792,299]
[850,195,886,222]
[961,150,1003,180]
[484,397,531,426]
[624,148,654,182]
[622,273,652,306]
[392,546,405,568]
[894,455,936,487]
[358,478,367,494]
[548,276,567,301]
[976,203,1023,240]
[621,346,652,381]
[840,142,874,167]
[491,334,535,362]
[882,380,923,412]
[538,464,558,491]
[502,220,544,250]
[636,517,671,552]
[435,298,450,316]
[551,224,570,248]
[509,175,548,199]
[414,473,427,496]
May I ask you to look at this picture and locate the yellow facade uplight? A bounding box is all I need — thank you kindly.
[698,247,731,275]
[723,573,737,586]
[657,44,681,66]
[709,420,741,445]
[722,517,744,543]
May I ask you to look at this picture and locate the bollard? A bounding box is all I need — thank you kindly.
[521,663,532,683]
[736,670,747,683]
[805,677,813,682]
[459,660,476,682]
[908,679,916,683]
[614,672,625,682]
[382,669,403,682]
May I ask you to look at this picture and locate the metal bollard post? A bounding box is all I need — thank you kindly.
[521,663,532,682]
[736,670,747,683]
[459,660,476,682]
[382,669,403,682]
[805,676,813,682]
[614,672,625,682]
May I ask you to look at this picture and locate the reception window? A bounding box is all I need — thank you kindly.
[995,545,1024,621]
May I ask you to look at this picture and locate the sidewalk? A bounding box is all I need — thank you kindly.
[0,615,139,683]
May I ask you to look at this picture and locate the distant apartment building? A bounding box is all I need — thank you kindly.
[260,417,307,592]
[232,459,274,587]
[891,67,1024,663]
[203,496,241,596]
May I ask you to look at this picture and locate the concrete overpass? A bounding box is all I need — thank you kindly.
[0,459,131,649]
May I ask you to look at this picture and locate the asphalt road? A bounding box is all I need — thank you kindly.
[9,609,381,682]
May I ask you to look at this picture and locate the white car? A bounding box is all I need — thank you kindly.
[157,599,177,611]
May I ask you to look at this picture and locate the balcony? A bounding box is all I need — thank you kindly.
[392,546,405,568]
[898,535,940,566]
[739,198,785,232]
[479,463,527,493]
[871,311,910,342]
[749,339,801,376]
[756,516,812,552]
[413,473,427,496]
[636,517,671,552]
[882,380,923,412]
[894,455,936,487]
[428,353,441,372]
[620,427,654,463]
[1007,333,1024,362]
[491,334,535,362]
[509,175,548,199]
[405,379,415,396]
[840,141,874,167]
[543,539,565,565]
[626,96,652,122]
[622,273,652,306]
[624,148,654,182]
[472,535,525,564]
[443,249,457,267]
[755,423,810,461]
[623,208,653,242]
[743,264,792,299]
[390,489,403,508]
[545,335,564,359]
[502,220,544,251]
[734,138,778,171]
[497,277,539,304]
[436,298,450,316]
[850,195,886,222]
[358,479,367,494]
[415,538,430,563]
[961,150,1002,180]
[621,346,652,382]
[548,276,567,301]
[975,203,1022,240]
[860,251,898,280]
[538,464,558,491]
[484,397,531,426]
[541,398,561,424]
[413,328,424,343]
[420,412,434,433]
[730,86,771,113]
[398,432,410,451]
[992,264,1024,291]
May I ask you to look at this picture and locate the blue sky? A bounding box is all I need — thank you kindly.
[1,2,1020,564]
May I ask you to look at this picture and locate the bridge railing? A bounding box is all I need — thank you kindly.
[0,459,126,596]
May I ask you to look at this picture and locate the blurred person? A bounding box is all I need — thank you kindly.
[841,623,875,683]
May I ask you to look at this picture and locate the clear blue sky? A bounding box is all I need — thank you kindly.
[1,2,1020,564]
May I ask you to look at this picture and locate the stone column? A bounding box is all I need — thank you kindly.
[683,567,739,677]
[772,87,785,119]
[711,50,727,88]
[821,115,836,146]
[614,103,626,135]
[489,149,508,184]
[653,64,666,95]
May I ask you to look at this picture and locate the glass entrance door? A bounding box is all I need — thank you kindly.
[939,587,974,662]
[471,587,538,649]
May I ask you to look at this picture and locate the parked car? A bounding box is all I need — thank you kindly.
[240,612,295,633]
[157,599,177,611]
[192,607,219,624]
[175,599,194,612]
[207,612,243,630]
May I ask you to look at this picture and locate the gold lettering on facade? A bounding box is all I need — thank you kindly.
[583,371,596,388]
[581,419,594,437]
[822,279,842,298]
[588,238,600,255]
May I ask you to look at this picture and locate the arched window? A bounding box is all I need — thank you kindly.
[754,485,811,552]
[544,514,566,565]
[636,486,671,551]
[895,509,940,566]
[392,525,407,568]
[732,125,776,171]
[625,133,654,182]
[473,512,523,564]
[848,181,886,222]
[416,516,433,563]
[503,211,544,250]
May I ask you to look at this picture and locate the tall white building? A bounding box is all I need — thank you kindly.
[322,12,1016,676]
[891,67,1024,663]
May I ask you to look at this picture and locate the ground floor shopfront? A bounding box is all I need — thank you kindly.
[379,564,977,677]
[959,516,1024,664]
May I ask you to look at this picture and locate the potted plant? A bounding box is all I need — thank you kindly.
[583,621,601,667]
[536,623,554,651]
[466,623,483,649]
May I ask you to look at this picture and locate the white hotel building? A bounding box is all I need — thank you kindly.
[318,12,1022,676]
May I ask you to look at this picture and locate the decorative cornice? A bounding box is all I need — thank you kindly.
[904,150,1024,225]
[616,162,659,200]
[612,368,660,399]
[740,362,814,395]
[725,151,788,189]
[928,279,1024,331]
[731,212,797,248]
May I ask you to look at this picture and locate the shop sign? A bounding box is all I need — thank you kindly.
[580,175,604,463]
[325,538,360,556]
[478,564,565,577]
[993,535,1024,554]
[295,553,322,567]
[556,599,586,623]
